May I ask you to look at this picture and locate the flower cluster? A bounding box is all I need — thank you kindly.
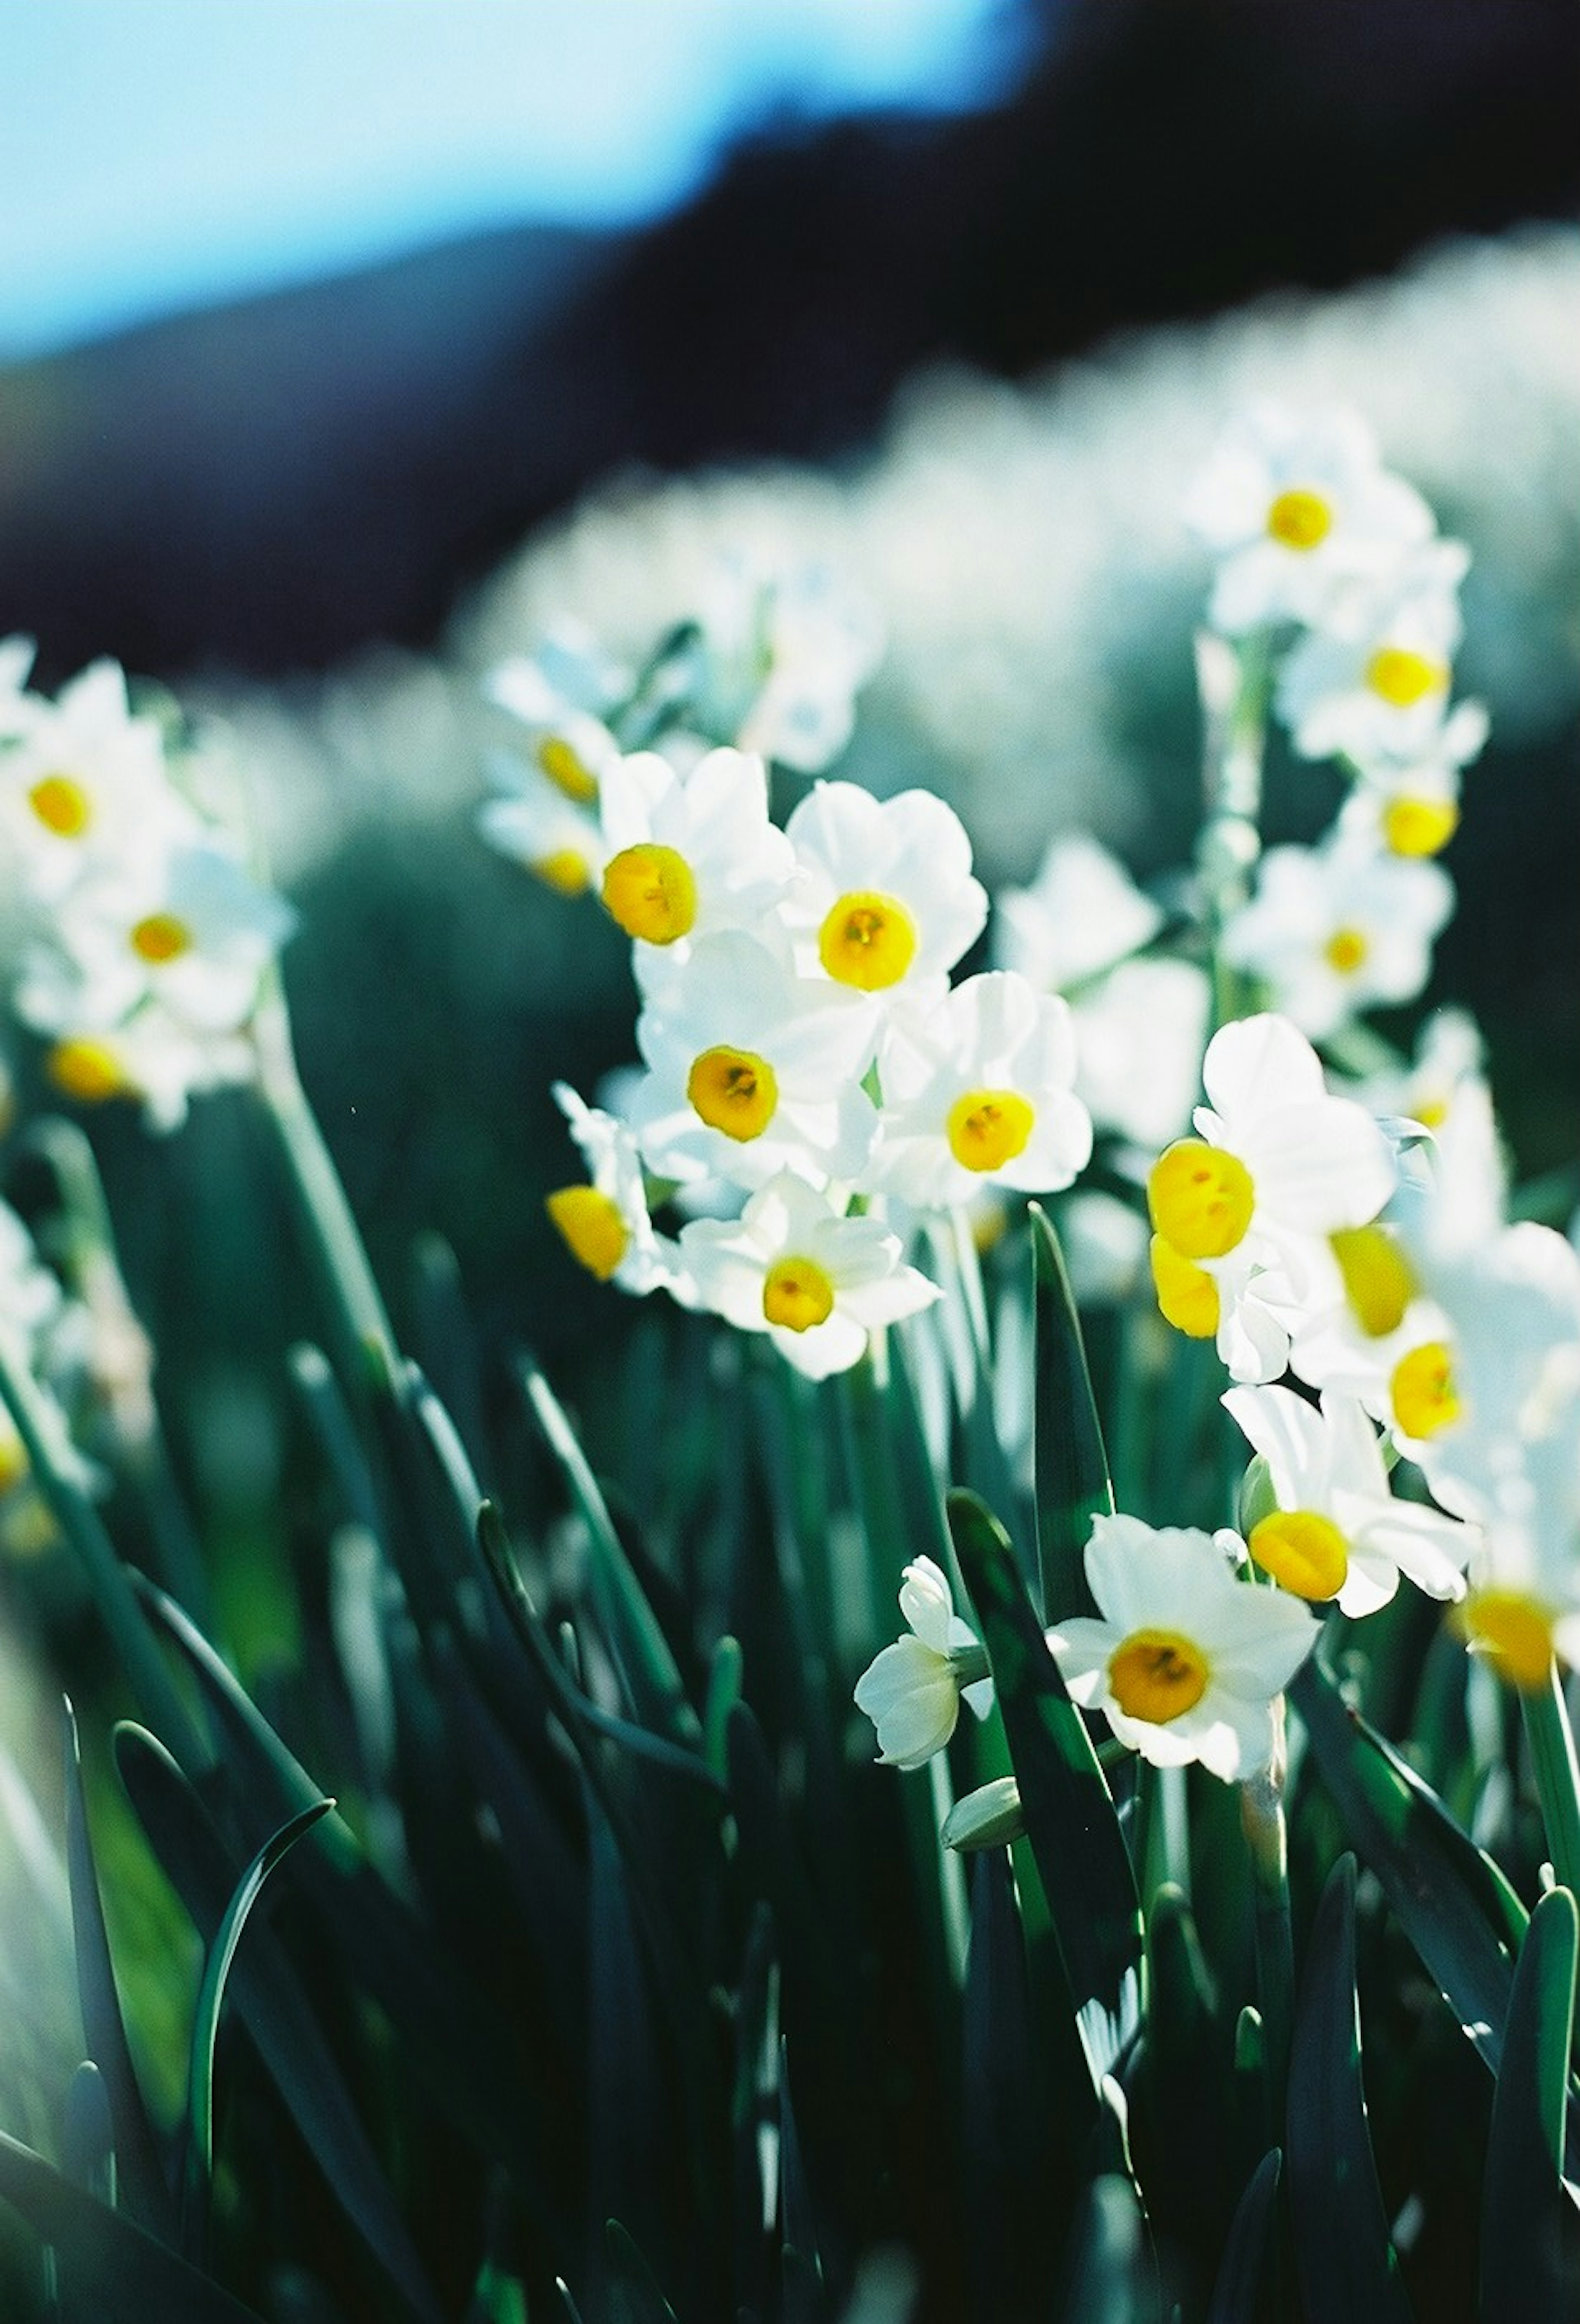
[0,648,295,1128]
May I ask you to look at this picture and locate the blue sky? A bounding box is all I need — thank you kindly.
[2,0,1017,359]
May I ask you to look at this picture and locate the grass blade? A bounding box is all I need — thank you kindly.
[1480,1885,1580,2319]
[1028,1204,1115,1624]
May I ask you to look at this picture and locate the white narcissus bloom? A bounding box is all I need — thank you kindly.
[630,932,880,1193]
[1339,699,1489,863]
[1220,838,1454,1041]
[1348,1005,1488,1139]
[546,1084,695,1306]
[993,832,1163,993]
[1183,404,1434,637]
[865,971,1092,1212]
[597,747,795,953]
[1146,1015,1395,1382]
[1277,538,1470,764]
[1047,1514,1318,1779]
[854,1555,993,1769]
[1224,1383,1472,1617]
[680,1171,938,1379]
[696,556,884,774]
[37,1008,260,1133]
[783,782,986,1009]
[0,659,189,902]
[486,622,630,806]
[478,751,608,896]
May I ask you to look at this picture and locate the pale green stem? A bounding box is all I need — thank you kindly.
[1239,1700,1294,2105]
[928,1750,970,1989]
[1522,1664,1580,1899]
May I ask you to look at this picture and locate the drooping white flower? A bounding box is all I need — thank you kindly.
[1185,404,1434,638]
[477,751,608,896]
[1046,1513,1318,1780]
[545,1084,694,1304]
[1220,837,1454,1041]
[597,747,796,953]
[854,1555,993,1769]
[865,971,1092,1212]
[1277,538,1470,763]
[1224,1383,1472,1617]
[630,932,880,1192]
[680,1170,937,1379]
[783,782,986,1007]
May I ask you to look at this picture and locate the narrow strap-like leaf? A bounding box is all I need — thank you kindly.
[1028,1204,1114,1624]
[1205,2149,1281,2324]
[1480,1885,1580,2320]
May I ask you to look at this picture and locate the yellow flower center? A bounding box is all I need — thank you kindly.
[1461,1589,1556,1694]
[946,1088,1034,1174]
[536,735,600,805]
[546,1186,629,1282]
[1383,797,1459,858]
[1330,1226,1416,1339]
[1108,1629,1210,1725]
[762,1255,836,1333]
[1149,1234,1221,1339]
[532,848,592,896]
[47,1038,128,1104]
[1266,488,1333,551]
[1390,1340,1460,1439]
[0,1418,29,1496]
[818,890,918,990]
[687,1046,778,1142]
[28,772,93,837]
[1249,1509,1349,1602]
[1365,646,1447,709]
[1324,926,1369,975]
[130,912,193,964]
[1415,1094,1449,1130]
[601,844,698,945]
[1147,1141,1255,1261]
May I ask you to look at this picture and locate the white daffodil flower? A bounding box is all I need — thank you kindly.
[478,751,608,897]
[596,747,796,954]
[36,1008,260,1133]
[994,832,1164,993]
[630,932,880,1193]
[546,1083,695,1306]
[0,659,191,903]
[1146,1016,1395,1380]
[680,1171,938,1379]
[1347,1006,1488,1140]
[783,782,986,1009]
[1184,404,1434,637]
[486,623,630,807]
[1277,538,1470,763]
[1221,838,1453,1042]
[1224,1383,1472,1617]
[695,556,884,774]
[1338,699,1489,862]
[854,1555,993,1769]
[1046,1513,1318,1780]
[864,971,1092,1212]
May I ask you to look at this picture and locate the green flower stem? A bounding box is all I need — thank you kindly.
[251,986,398,1394]
[1239,1704,1294,2109]
[927,1752,970,1988]
[0,1333,209,1776]
[1195,629,1272,1033]
[1521,1664,1580,1898]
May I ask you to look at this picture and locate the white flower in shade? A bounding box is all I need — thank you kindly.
[854,1555,993,1768]
[1184,404,1434,637]
[1224,1383,1472,1617]
[486,622,629,806]
[680,1170,938,1379]
[697,557,884,773]
[630,932,880,1192]
[783,782,986,1008]
[994,832,1163,992]
[1068,956,1213,1150]
[1339,699,1489,862]
[1047,1513,1318,1779]
[1348,1006,1488,1138]
[0,659,188,902]
[19,844,295,1041]
[597,747,796,953]
[478,752,608,896]
[545,1083,694,1304]
[865,971,1092,1212]
[0,1202,61,1342]
[37,1008,260,1133]
[1220,838,1454,1041]
[1278,538,1470,763]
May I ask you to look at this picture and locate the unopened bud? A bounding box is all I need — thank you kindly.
[941,1775,1024,1853]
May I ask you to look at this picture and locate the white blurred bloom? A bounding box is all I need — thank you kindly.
[0,660,187,903]
[598,747,795,954]
[478,751,608,895]
[854,1554,992,1769]
[783,782,986,1007]
[546,1083,693,1304]
[681,1171,937,1379]
[1221,838,1454,1041]
[1278,538,1470,763]
[1224,1383,1472,1617]
[486,621,629,806]
[1047,1513,1317,1780]
[1347,1006,1489,1138]
[36,1011,261,1134]
[1058,1191,1150,1308]
[1185,403,1433,637]
[866,971,1092,1212]
[994,833,1164,990]
[631,932,880,1192]
[697,555,883,772]
[1339,698,1489,861]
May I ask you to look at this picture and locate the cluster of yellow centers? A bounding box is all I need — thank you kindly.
[946,1089,1034,1174]
[818,891,917,990]
[687,1047,778,1143]
[546,1186,628,1282]
[1145,1139,1259,1341]
[1266,489,1333,552]
[28,772,94,839]
[1107,1630,1210,1724]
[762,1256,835,1333]
[602,846,697,944]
